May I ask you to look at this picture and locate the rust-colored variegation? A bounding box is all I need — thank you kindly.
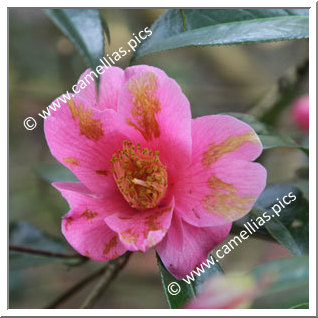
[81,209,98,220]
[203,175,254,220]
[126,72,161,141]
[64,216,73,231]
[63,157,79,167]
[120,229,138,245]
[95,170,108,176]
[202,131,259,167]
[67,100,103,141]
[103,236,118,255]
[144,206,172,233]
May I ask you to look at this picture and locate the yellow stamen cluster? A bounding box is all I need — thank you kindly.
[111,141,168,209]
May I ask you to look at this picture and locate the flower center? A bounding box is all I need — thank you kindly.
[111,141,168,209]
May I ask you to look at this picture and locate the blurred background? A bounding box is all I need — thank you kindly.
[9,8,309,309]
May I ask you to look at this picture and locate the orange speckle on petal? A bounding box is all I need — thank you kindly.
[96,170,108,176]
[103,236,117,255]
[120,229,137,244]
[202,131,259,167]
[81,209,98,219]
[118,216,132,220]
[63,157,79,167]
[67,99,103,141]
[144,206,172,233]
[64,216,73,231]
[203,175,254,220]
[126,72,161,141]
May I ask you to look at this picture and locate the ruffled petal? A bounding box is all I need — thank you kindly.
[54,182,127,261]
[104,196,175,252]
[116,65,192,170]
[174,115,266,227]
[156,213,232,279]
[44,96,128,195]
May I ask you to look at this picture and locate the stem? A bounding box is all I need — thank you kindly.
[9,244,81,259]
[249,58,308,124]
[80,252,132,309]
[45,265,108,309]
[179,9,186,31]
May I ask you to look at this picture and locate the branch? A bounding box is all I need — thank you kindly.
[45,265,108,309]
[249,58,308,124]
[80,252,132,309]
[9,244,82,259]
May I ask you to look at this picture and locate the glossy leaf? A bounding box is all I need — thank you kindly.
[44,9,105,71]
[227,112,308,154]
[251,256,309,309]
[134,9,309,59]
[157,253,222,308]
[251,184,309,256]
[34,163,78,183]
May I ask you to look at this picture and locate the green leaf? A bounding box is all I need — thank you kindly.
[251,256,309,309]
[100,12,111,45]
[157,253,222,308]
[44,9,105,71]
[290,302,309,309]
[157,254,195,308]
[134,9,308,59]
[251,184,309,256]
[9,221,79,270]
[227,112,308,154]
[192,256,223,293]
[34,163,78,183]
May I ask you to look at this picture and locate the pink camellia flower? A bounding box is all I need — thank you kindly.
[185,273,271,309]
[291,95,309,133]
[44,65,266,279]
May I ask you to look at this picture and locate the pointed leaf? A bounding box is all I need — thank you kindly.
[134,9,308,59]
[44,9,105,71]
[157,253,222,308]
[251,184,309,256]
[34,163,78,183]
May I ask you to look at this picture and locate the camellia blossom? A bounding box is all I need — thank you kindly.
[185,273,271,309]
[44,65,266,279]
[291,95,309,133]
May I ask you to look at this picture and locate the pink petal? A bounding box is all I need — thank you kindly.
[54,182,127,260]
[74,66,124,111]
[156,213,232,279]
[104,196,175,252]
[116,65,192,171]
[185,273,260,309]
[291,95,309,133]
[44,97,128,195]
[173,115,266,227]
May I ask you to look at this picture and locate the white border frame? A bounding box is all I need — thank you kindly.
[3,1,316,316]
